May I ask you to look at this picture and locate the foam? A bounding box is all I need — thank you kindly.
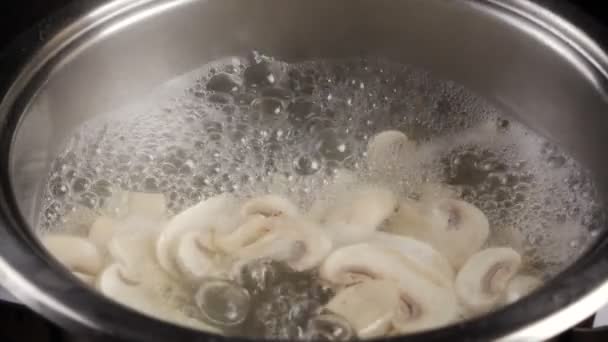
[38,55,602,279]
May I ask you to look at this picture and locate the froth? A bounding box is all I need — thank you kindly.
[38,55,603,277]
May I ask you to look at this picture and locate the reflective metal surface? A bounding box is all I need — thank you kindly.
[2,0,608,341]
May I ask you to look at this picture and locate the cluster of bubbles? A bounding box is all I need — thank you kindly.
[191,259,343,340]
[40,52,602,288]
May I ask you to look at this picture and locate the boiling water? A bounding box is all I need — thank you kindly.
[38,54,604,338]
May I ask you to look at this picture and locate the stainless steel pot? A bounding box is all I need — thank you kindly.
[2,0,608,341]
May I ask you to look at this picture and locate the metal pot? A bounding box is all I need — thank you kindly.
[2,0,608,341]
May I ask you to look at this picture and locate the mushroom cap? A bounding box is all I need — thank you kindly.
[366,130,415,170]
[175,232,223,282]
[42,234,103,276]
[320,243,459,333]
[371,232,455,288]
[456,247,522,313]
[319,185,397,246]
[326,280,401,338]
[234,216,333,272]
[503,274,542,305]
[241,194,299,218]
[156,194,240,276]
[97,264,221,333]
[387,198,490,269]
[214,215,272,253]
[88,216,119,249]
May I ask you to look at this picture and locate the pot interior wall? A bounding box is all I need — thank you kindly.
[11,0,608,223]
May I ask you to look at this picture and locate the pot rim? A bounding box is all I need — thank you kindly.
[1,0,608,341]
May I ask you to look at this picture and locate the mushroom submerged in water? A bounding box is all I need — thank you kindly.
[455,247,522,313]
[320,243,459,334]
[313,184,398,246]
[386,197,490,269]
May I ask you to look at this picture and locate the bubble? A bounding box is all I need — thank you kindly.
[316,130,350,161]
[238,259,282,295]
[78,192,98,209]
[195,278,251,327]
[49,177,69,198]
[305,314,354,341]
[91,179,113,197]
[206,72,242,93]
[71,177,90,193]
[287,98,321,124]
[244,61,281,88]
[143,177,159,192]
[294,155,321,175]
[288,299,320,325]
[251,97,284,120]
[261,87,293,100]
[208,93,234,104]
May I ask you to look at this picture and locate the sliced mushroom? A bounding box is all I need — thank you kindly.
[503,274,542,305]
[108,221,163,274]
[366,130,415,170]
[127,192,167,219]
[320,243,459,333]
[326,280,401,338]
[42,234,103,276]
[214,215,273,253]
[88,216,119,249]
[306,313,356,341]
[318,185,397,245]
[97,264,221,333]
[175,232,225,282]
[241,194,299,218]
[156,194,240,276]
[386,198,490,269]
[455,247,522,313]
[235,216,333,272]
[371,232,454,288]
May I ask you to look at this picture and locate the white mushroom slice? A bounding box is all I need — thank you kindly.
[320,185,397,245]
[371,232,454,288]
[235,216,333,272]
[456,247,522,313]
[241,194,299,218]
[97,264,220,334]
[156,194,239,276]
[127,192,167,219]
[42,235,103,276]
[108,222,160,272]
[214,215,272,253]
[366,130,415,169]
[88,216,119,248]
[503,274,542,304]
[175,231,224,282]
[320,243,459,332]
[386,198,490,269]
[326,280,401,338]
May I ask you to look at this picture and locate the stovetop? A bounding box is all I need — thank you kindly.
[1,0,608,341]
